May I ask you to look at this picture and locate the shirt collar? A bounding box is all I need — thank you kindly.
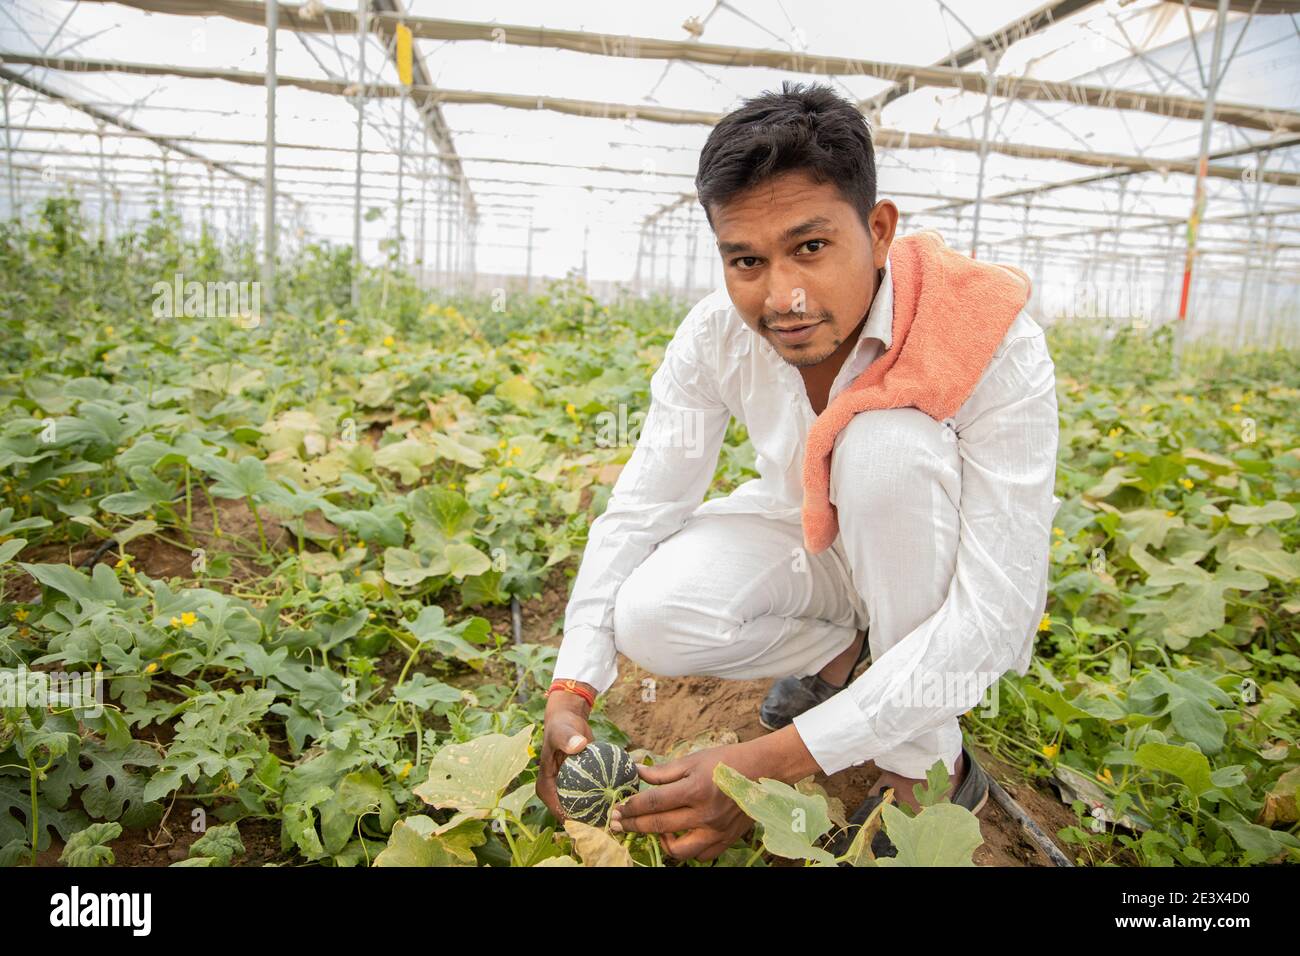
[855,256,894,355]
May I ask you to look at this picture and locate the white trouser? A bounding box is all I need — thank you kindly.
[612,407,964,778]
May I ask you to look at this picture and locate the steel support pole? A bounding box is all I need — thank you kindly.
[396,99,404,266]
[1233,152,1264,348]
[263,0,277,310]
[1175,0,1231,365]
[525,211,534,294]
[2,81,14,220]
[352,0,367,309]
[97,122,108,242]
[969,51,1000,260]
[417,159,427,284]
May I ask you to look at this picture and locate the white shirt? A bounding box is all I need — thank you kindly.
[553,256,1062,772]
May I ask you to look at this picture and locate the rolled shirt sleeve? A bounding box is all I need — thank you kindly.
[792,322,1061,776]
[552,298,733,694]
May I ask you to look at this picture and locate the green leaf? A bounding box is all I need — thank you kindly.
[401,606,492,662]
[99,466,176,515]
[912,759,952,809]
[413,725,534,817]
[391,673,463,712]
[495,375,541,409]
[1217,812,1300,864]
[1134,742,1213,795]
[428,432,487,469]
[382,547,451,587]
[407,486,477,541]
[374,438,437,484]
[0,538,27,564]
[460,568,509,608]
[186,822,245,866]
[712,762,835,864]
[1130,546,1268,646]
[192,453,272,500]
[1226,501,1296,525]
[59,822,122,867]
[374,816,472,867]
[1220,528,1300,582]
[445,542,491,579]
[875,803,983,867]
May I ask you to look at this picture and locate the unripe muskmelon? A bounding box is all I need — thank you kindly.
[556,741,640,826]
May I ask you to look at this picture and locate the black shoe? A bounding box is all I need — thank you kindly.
[757,630,871,732]
[825,743,991,860]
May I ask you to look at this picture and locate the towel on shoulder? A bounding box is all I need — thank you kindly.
[800,230,1032,554]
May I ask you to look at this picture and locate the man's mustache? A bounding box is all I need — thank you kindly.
[762,309,833,328]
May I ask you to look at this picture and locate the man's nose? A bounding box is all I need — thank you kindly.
[764,264,803,316]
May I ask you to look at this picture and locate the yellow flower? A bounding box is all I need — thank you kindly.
[1179,478,1194,490]
[526,744,537,760]
[1053,527,1064,537]
[13,608,28,622]
[498,439,507,449]
[145,662,158,674]
[369,611,377,619]
[169,616,180,628]
[1038,614,1052,633]
[497,480,508,492]
[397,761,414,781]
[1113,450,1125,459]
[180,611,198,628]
[1041,743,1059,759]
[447,482,457,490]
[1165,509,1175,517]
[1096,767,1114,785]
[510,446,522,456]
[383,335,395,347]
[1179,395,1193,404]
[104,325,114,336]
[336,319,347,327]
[1140,404,1152,414]
[19,494,30,504]
[1107,427,1122,438]
[114,557,129,569]
[491,489,500,498]
[1231,403,1242,412]
[190,335,198,343]
[565,403,577,416]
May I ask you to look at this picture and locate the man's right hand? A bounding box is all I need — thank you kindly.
[537,683,596,823]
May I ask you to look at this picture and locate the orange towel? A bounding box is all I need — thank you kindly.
[801,230,1032,554]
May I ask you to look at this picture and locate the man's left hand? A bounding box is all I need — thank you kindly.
[607,742,760,862]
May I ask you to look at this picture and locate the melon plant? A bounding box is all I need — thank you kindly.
[556,742,640,826]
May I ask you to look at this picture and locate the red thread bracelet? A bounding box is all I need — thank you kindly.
[547,678,596,709]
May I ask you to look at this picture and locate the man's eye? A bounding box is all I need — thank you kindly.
[732,256,760,269]
[799,240,827,254]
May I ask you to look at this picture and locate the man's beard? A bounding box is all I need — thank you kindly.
[764,309,839,368]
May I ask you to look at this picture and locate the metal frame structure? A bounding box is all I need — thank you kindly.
[1,0,1297,346]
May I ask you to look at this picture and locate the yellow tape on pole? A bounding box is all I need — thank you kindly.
[396,23,413,87]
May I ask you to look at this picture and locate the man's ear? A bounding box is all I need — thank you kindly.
[868,200,900,270]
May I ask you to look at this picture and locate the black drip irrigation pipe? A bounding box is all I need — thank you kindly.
[76,536,119,569]
[986,773,1073,867]
[510,594,527,704]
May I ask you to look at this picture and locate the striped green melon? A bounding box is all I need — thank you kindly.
[556,741,640,826]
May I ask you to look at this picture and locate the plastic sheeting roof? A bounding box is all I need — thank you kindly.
[2,0,1299,292]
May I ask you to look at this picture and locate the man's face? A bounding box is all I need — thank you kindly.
[710,169,897,369]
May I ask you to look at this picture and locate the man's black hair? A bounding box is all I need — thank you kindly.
[695,81,877,233]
